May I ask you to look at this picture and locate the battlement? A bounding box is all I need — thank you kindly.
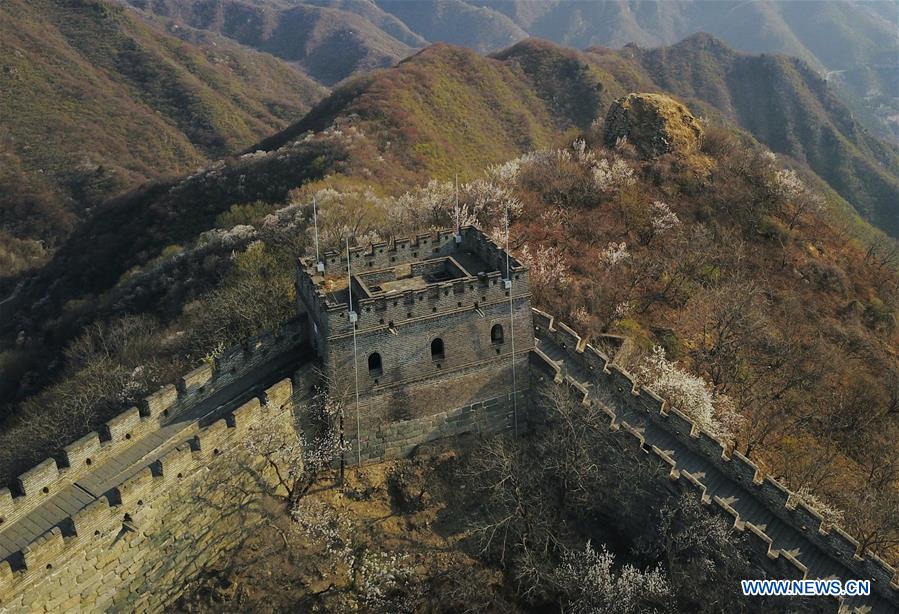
[314,226,523,278]
[0,398,165,531]
[297,226,529,337]
[0,376,297,601]
[0,318,307,567]
[531,310,899,607]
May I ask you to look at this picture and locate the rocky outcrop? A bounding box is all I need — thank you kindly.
[604,93,704,159]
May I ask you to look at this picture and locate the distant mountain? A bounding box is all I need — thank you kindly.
[0,0,326,275]
[473,0,896,70]
[472,0,899,142]
[130,1,896,144]
[124,0,420,85]
[586,34,899,238]
[374,0,526,52]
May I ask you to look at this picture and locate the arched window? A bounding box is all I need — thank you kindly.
[491,324,504,344]
[368,352,382,376]
[431,338,445,360]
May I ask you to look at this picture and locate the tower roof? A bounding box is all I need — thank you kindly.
[297,226,528,328]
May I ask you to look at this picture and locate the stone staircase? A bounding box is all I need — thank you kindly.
[533,321,898,614]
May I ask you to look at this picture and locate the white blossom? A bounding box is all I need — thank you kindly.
[290,500,355,572]
[770,168,805,201]
[539,207,567,228]
[637,346,734,440]
[388,178,521,237]
[571,306,591,329]
[358,551,421,612]
[572,138,597,166]
[239,150,267,160]
[552,541,671,614]
[517,148,572,168]
[793,486,845,528]
[614,301,632,318]
[599,241,630,267]
[486,159,523,187]
[302,187,388,248]
[243,391,350,508]
[518,244,570,289]
[389,179,455,231]
[650,201,681,233]
[592,156,636,193]
[197,225,257,248]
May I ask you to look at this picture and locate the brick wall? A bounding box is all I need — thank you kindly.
[0,375,310,614]
[327,298,533,395]
[531,309,899,609]
[347,355,532,461]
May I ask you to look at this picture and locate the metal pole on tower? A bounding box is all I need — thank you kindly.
[454,173,460,235]
[313,196,323,272]
[506,209,518,437]
[346,238,362,466]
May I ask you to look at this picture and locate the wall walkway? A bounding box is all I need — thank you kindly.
[531,308,899,613]
[0,318,310,612]
[1,308,897,612]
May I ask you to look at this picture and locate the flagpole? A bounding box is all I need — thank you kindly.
[347,238,362,466]
[506,209,518,437]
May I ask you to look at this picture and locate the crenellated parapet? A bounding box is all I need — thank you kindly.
[531,308,899,609]
[313,226,524,279]
[0,376,298,606]
[0,319,307,541]
[0,398,163,532]
[296,226,530,337]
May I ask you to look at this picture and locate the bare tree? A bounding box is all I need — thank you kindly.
[243,390,349,510]
[550,541,672,614]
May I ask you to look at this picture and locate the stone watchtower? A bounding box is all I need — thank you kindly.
[295,226,534,461]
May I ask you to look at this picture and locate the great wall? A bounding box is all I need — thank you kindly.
[0,226,897,613]
[531,310,899,613]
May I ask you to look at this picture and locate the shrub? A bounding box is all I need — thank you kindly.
[756,215,789,241]
[215,201,278,228]
[637,346,736,440]
[802,259,849,295]
[551,542,671,614]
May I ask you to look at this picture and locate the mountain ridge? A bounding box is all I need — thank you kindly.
[0,0,327,275]
[8,37,896,343]
[123,0,898,144]
[252,35,899,237]
[587,33,899,237]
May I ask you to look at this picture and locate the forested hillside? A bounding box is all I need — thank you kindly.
[124,0,899,144]
[0,35,897,610]
[263,35,899,238]
[6,39,897,350]
[0,0,326,275]
[5,0,895,284]
[585,34,899,238]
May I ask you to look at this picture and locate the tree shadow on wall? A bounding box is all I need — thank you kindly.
[121,444,306,611]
